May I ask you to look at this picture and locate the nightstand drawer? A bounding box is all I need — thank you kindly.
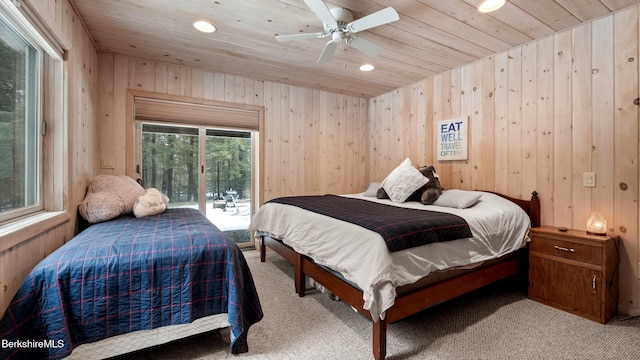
[530,235,602,265]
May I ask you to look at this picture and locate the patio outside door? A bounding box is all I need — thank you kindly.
[139,123,253,245]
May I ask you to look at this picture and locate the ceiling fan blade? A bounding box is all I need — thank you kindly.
[346,36,383,57]
[304,0,337,27]
[317,41,338,63]
[276,32,325,42]
[346,7,399,33]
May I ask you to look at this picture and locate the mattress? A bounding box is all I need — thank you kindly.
[250,191,530,320]
[0,208,263,360]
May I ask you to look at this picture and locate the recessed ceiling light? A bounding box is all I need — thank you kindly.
[359,64,375,72]
[193,20,216,33]
[478,0,506,13]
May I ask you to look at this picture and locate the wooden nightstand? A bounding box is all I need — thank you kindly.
[528,226,619,323]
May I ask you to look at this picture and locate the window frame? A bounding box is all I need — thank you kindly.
[0,0,66,230]
[126,91,265,249]
[0,6,43,222]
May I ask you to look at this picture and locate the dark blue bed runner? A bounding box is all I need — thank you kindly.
[0,208,263,360]
[268,195,473,252]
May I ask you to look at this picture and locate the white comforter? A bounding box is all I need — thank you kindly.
[249,191,530,321]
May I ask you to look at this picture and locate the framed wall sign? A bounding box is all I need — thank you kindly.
[437,116,468,161]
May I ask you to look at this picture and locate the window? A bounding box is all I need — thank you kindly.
[0,7,41,221]
[0,0,64,225]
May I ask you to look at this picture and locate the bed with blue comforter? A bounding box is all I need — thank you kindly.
[0,208,263,360]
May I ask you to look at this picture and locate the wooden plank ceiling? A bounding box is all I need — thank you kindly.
[70,0,638,98]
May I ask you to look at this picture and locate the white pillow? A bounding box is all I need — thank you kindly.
[381,158,428,203]
[363,182,381,197]
[433,189,482,209]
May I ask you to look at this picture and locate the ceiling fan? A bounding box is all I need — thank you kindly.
[276,0,399,63]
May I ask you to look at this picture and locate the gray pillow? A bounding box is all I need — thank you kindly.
[363,182,381,197]
[432,189,482,209]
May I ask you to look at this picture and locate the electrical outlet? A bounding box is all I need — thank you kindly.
[583,172,595,187]
[101,157,115,169]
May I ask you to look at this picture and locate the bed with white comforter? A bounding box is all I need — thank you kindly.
[249,190,530,321]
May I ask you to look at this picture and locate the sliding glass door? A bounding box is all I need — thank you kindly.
[140,125,199,204]
[139,123,253,245]
[204,129,252,244]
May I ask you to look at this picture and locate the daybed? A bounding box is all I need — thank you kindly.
[251,189,539,360]
[0,208,263,360]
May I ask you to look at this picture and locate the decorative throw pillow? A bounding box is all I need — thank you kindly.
[432,189,482,209]
[133,188,170,218]
[363,182,381,197]
[381,158,429,203]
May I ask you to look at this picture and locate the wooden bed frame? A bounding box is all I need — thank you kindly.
[259,191,540,360]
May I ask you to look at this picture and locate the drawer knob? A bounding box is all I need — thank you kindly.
[553,245,575,253]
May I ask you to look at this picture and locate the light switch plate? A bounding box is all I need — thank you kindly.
[583,172,595,187]
[101,157,115,169]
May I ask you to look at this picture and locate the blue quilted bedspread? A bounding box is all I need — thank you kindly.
[0,208,263,359]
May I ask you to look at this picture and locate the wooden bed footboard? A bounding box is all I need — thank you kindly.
[259,191,540,360]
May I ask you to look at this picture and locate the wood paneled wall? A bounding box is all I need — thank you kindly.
[369,6,640,315]
[98,54,369,202]
[0,0,98,313]
[3,0,638,318]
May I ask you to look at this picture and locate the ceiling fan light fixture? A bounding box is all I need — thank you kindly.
[277,0,399,63]
[193,20,216,33]
[478,0,506,13]
[359,64,374,72]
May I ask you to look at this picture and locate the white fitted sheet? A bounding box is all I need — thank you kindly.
[249,191,530,321]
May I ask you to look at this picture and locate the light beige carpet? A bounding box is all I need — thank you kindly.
[109,250,640,360]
